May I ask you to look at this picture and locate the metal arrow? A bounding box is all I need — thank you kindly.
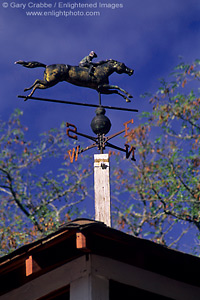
[18,95,138,112]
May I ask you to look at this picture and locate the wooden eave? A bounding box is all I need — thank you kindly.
[0,218,200,295]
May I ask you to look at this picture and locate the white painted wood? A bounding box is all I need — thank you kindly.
[0,256,88,300]
[2,254,200,300]
[91,275,109,300]
[70,274,109,300]
[70,275,91,300]
[91,255,200,300]
[94,154,111,226]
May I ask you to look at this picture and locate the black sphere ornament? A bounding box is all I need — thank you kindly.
[91,106,111,135]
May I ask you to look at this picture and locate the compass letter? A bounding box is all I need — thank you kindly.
[125,144,136,161]
[123,119,134,137]
[68,145,80,163]
[66,122,77,140]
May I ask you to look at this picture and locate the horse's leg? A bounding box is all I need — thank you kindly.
[100,84,133,99]
[98,87,131,103]
[24,79,47,92]
[24,82,49,101]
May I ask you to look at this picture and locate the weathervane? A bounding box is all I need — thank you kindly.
[66,103,136,163]
[16,53,138,226]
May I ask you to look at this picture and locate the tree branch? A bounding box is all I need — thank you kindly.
[0,167,43,232]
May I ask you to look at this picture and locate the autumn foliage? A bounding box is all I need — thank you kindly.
[0,112,91,256]
[112,60,200,255]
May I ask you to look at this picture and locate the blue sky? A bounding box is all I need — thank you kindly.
[1,0,200,148]
[1,0,200,253]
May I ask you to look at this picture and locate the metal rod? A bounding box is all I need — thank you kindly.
[105,141,126,153]
[79,143,97,154]
[104,129,125,142]
[75,131,97,142]
[98,92,102,106]
[18,95,138,112]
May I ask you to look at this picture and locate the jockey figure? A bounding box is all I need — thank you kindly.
[79,51,98,77]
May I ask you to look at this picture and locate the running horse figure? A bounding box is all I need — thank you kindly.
[15,59,134,102]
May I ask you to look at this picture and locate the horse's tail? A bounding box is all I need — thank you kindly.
[14,60,46,68]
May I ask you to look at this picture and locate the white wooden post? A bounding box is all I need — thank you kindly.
[94,154,111,226]
[70,274,109,300]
